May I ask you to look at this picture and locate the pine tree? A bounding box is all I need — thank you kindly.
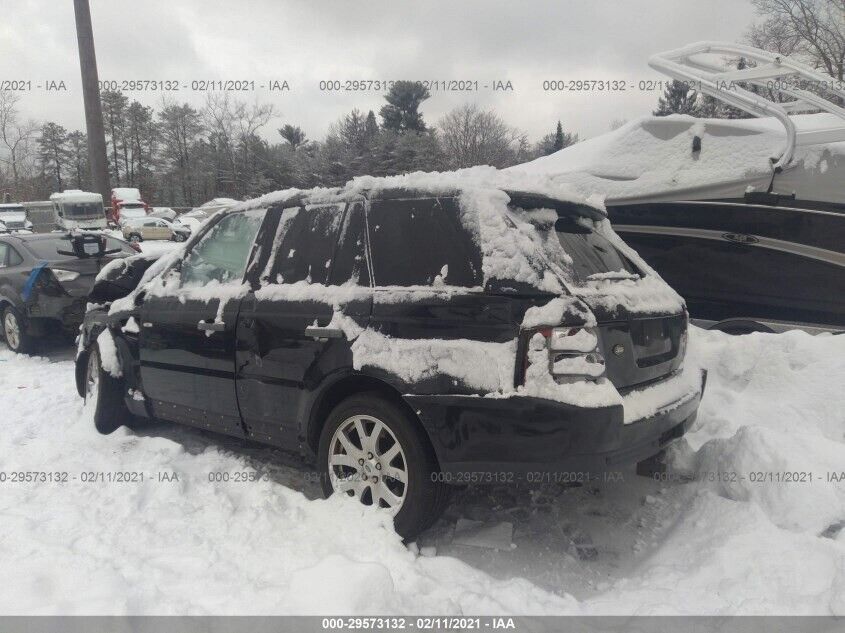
[364,110,379,141]
[100,90,130,184]
[379,81,430,133]
[279,124,307,149]
[66,130,89,189]
[653,80,698,116]
[38,122,69,191]
[553,121,565,151]
[536,121,578,156]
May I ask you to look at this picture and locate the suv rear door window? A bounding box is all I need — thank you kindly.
[266,203,345,285]
[368,197,481,287]
[329,202,369,286]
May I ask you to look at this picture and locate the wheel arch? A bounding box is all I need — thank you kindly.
[304,371,436,464]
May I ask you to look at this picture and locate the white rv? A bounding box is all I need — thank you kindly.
[49,190,107,230]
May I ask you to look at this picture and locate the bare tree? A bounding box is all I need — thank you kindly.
[748,0,845,79]
[438,103,528,169]
[203,94,275,196]
[0,89,39,196]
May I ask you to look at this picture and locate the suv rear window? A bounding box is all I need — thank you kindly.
[368,197,481,287]
[509,206,639,285]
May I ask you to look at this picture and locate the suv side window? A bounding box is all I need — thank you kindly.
[367,197,481,287]
[0,243,7,268]
[266,203,345,285]
[329,202,369,286]
[180,210,265,287]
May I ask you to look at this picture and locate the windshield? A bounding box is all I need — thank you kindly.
[509,206,639,287]
[121,206,146,218]
[23,237,135,260]
[0,206,25,217]
[63,201,103,218]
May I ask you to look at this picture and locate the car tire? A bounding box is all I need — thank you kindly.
[84,342,130,435]
[2,305,34,354]
[318,393,449,540]
[172,233,186,242]
[128,233,142,243]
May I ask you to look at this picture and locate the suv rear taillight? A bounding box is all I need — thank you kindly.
[521,325,606,384]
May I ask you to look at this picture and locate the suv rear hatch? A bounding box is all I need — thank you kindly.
[506,193,686,390]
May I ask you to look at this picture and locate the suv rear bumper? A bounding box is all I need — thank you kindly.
[405,369,706,479]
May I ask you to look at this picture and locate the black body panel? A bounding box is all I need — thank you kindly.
[608,201,845,327]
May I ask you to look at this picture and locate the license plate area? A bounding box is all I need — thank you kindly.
[630,316,681,367]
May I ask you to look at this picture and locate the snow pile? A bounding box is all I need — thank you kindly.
[0,348,575,614]
[0,327,843,614]
[587,328,845,614]
[510,113,845,203]
[684,328,845,534]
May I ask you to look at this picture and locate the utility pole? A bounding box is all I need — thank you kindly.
[73,0,110,204]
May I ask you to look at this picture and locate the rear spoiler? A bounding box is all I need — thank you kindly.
[649,41,845,168]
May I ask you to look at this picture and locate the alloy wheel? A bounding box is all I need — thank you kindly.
[4,312,20,350]
[328,414,408,514]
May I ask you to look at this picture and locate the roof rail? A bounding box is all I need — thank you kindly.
[649,41,845,168]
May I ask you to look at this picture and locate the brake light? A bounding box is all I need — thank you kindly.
[522,325,606,384]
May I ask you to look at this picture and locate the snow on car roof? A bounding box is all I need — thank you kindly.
[112,187,143,201]
[50,190,103,203]
[231,167,598,212]
[509,113,845,205]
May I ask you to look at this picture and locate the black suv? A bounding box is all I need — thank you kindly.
[76,183,705,538]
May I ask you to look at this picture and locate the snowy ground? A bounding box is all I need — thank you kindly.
[0,327,843,614]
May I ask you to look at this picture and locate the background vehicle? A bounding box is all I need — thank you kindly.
[173,198,239,234]
[48,191,107,230]
[0,233,136,352]
[22,201,55,233]
[513,42,845,334]
[0,203,33,232]
[122,217,189,242]
[192,198,239,216]
[76,179,704,538]
[149,207,177,221]
[110,188,149,225]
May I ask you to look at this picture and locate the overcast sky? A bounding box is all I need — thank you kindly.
[1,0,758,142]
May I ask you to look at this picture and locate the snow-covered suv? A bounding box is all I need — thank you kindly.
[75,173,705,538]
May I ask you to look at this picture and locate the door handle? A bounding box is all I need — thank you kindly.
[197,320,225,332]
[304,326,344,340]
